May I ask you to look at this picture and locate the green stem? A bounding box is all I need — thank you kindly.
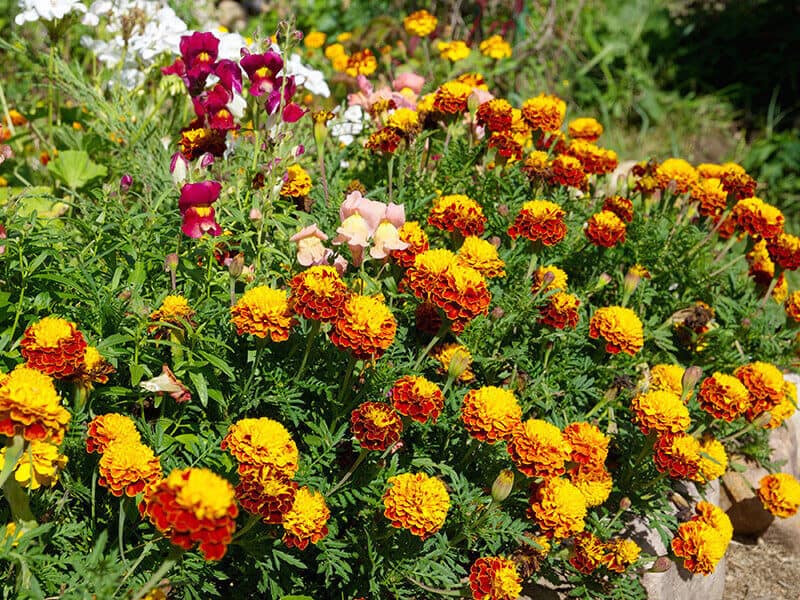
[0,435,25,489]
[118,497,127,563]
[331,354,358,429]
[131,547,184,600]
[524,250,539,281]
[232,514,260,541]
[2,478,36,524]
[327,448,369,496]
[294,320,321,382]
[412,322,450,371]
[387,155,395,204]
[243,339,267,397]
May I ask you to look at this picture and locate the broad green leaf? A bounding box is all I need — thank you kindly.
[47,150,107,190]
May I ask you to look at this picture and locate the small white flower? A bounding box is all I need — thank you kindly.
[285,53,330,98]
[330,105,365,146]
[15,0,89,25]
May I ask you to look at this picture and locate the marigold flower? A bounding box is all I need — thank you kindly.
[289,265,349,322]
[433,81,473,116]
[520,150,551,182]
[20,316,87,379]
[282,486,331,549]
[603,538,641,573]
[386,108,421,136]
[569,466,613,507]
[671,504,732,575]
[236,470,297,524]
[632,159,660,196]
[404,9,437,37]
[631,390,690,434]
[351,402,403,451]
[149,295,195,332]
[695,436,727,483]
[696,373,750,422]
[391,221,429,268]
[532,265,568,292]
[691,177,727,218]
[735,361,785,421]
[179,126,227,161]
[528,477,587,539]
[437,40,471,62]
[507,200,567,245]
[733,197,784,240]
[415,301,443,335]
[568,117,603,142]
[585,210,626,248]
[766,232,800,271]
[383,472,450,538]
[521,94,566,132]
[478,34,512,59]
[588,306,644,355]
[98,441,162,497]
[602,195,634,223]
[280,165,312,198]
[433,342,475,382]
[390,375,444,423]
[345,49,377,77]
[647,364,684,396]
[507,419,571,478]
[457,236,505,278]
[428,194,486,237]
[231,286,295,341]
[716,163,757,199]
[765,382,797,429]
[468,556,522,600]
[86,413,140,454]
[476,99,513,133]
[566,140,618,175]
[655,158,698,194]
[757,473,800,518]
[562,422,609,469]
[0,366,70,444]
[77,346,115,385]
[2,440,67,490]
[304,31,326,49]
[653,432,701,480]
[457,72,487,89]
[488,132,524,162]
[461,386,522,443]
[221,417,299,479]
[140,467,238,560]
[539,292,580,330]
[330,294,396,359]
[548,154,587,189]
[366,128,402,154]
[569,531,606,574]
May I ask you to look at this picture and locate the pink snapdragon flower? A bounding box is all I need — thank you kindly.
[290,224,332,266]
[332,191,408,265]
[178,181,222,238]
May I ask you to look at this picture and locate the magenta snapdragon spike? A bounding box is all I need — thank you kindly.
[163,32,221,96]
[240,51,284,97]
[179,181,223,238]
[192,84,238,131]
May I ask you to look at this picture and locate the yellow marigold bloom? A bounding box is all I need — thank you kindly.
[416,92,436,114]
[404,9,438,37]
[568,117,603,142]
[457,236,505,278]
[0,366,70,444]
[631,390,690,434]
[2,522,27,547]
[383,472,450,538]
[695,501,732,542]
[437,40,471,62]
[282,486,331,549]
[766,381,797,429]
[697,372,751,422]
[304,31,326,49]
[98,441,162,497]
[735,361,785,422]
[507,200,567,245]
[569,531,606,574]
[345,49,377,77]
[603,538,641,573]
[330,294,397,359]
[562,422,609,469]
[221,417,299,478]
[588,306,644,356]
[521,94,566,132]
[691,177,727,218]
[433,80,473,115]
[733,196,784,240]
[695,436,727,483]
[391,221,429,268]
[20,316,87,379]
[532,265,568,292]
[671,519,728,575]
[280,165,312,197]
[141,589,168,600]
[655,158,698,195]
[433,343,475,382]
[649,364,685,396]
[231,286,295,342]
[479,34,512,59]
[468,556,522,600]
[150,295,194,324]
[521,150,551,181]
[78,346,114,385]
[325,43,346,60]
[570,467,613,507]
[461,386,522,443]
[428,194,486,237]
[2,440,67,490]
[697,163,726,179]
[456,72,487,89]
[86,413,140,454]
[528,477,587,539]
[386,108,420,134]
[757,473,800,518]
[507,419,572,478]
[336,32,352,42]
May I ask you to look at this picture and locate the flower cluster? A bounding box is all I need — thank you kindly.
[671,501,732,575]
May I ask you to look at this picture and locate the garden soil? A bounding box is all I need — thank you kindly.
[724,537,800,599]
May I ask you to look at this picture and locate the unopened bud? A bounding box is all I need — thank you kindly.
[595,272,612,290]
[681,366,703,398]
[619,496,631,511]
[753,411,773,428]
[491,469,514,503]
[649,556,672,573]
[497,203,509,217]
[447,348,471,381]
[741,317,751,329]
[199,152,215,168]
[541,270,556,287]
[170,152,189,185]
[164,253,179,272]
[489,236,501,249]
[119,174,133,191]
[491,306,505,320]
[228,253,245,278]
[670,492,690,510]
[249,207,263,221]
[603,386,619,403]
[623,269,641,296]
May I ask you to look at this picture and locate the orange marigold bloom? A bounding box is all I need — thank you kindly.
[221,417,299,479]
[588,306,644,355]
[508,419,572,478]
[732,197,784,240]
[695,436,727,483]
[747,240,775,285]
[2,440,68,490]
[433,342,475,382]
[289,265,349,322]
[562,422,609,470]
[98,441,162,497]
[585,210,626,248]
[735,361,785,421]
[282,486,331,549]
[20,316,87,379]
[691,177,727,218]
[507,200,567,245]
[520,150,551,182]
[280,165,312,197]
[461,386,522,443]
[570,465,613,507]
[654,158,698,194]
[86,413,141,454]
[366,127,402,154]
[767,232,800,271]
[351,401,403,451]
[404,9,437,37]
[765,382,797,429]
[569,531,606,574]
[719,162,757,199]
[139,467,238,560]
[345,49,377,77]
[528,477,587,539]
[231,286,295,341]
[671,503,732,575]
[0,366,70,444]
[757,473,800,518]
[650,364,685,396]
[330,294,397,359]
[76,346,115,385]
[653,432,701,480]
[539,292,580,329]
[390,375,444,423]
[566,140,618,175]
[532,265,568,292]
[521,94,566,132]
[383,472,450,538]
[433,81,473,115]
[697,373,751,421]
[568,117,603,142]
[603,538,641,573]
[488,131,524,162]
[476,99,513,133]
[428,194,486,237]
[631,390,690,434]
[548,154,587,189]
[468,556,522,600]
[457,236,505,278]
[602,195,634,223]
[235,469,297,524]
[391,221,429,268]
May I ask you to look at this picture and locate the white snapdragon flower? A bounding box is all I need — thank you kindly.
[285,53,330,98]
[330,105,365,146]
[15,0,89,25]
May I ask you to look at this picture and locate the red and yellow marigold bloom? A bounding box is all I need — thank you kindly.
[282,486,331,549]
[507,200,567,246]
[0,366,70,444]
[98,441,162,497]
[139,467,238,560]
[351,402,403,451]
[654,158,698,194]
[289,265,349,322]
[77,346,115,385]
[428,194,486,237]
[507,419,572,478]
[653,432,701,480]
[221,417,299,479]
[457,236,505,279]
[231,286,295,341]
[695,436,727,483]
[461,386,522,443]
[588,306,644,355]
[568,117,603,142]
[719,163,757,200]
[649,364,685,396]
[691,177,727,218]
[671,502,732,575]
[602,195,634,223]
[520,150,551,182]
[468,556,522,600]
[279,165,312,198]
[391,221,429,268]
[432,81,473,115]
[603,538,641,573]
[390,375,445,423]
[236,470,297,524]
[697,372,751,421]
[565,140,618,175]
[476,99,513,133]
[86,413,141,454]
[386,108,421,136]
[521,94,566,132]
[631,390,690,434]
[1,440,67,490]
[20,316,87,379]
[548,154,587,189]
[366,128,402,154]
[528,477,587,539]
[757,473,800,518]
[539,292,580,330]
[330,294,397,359]
[569,531,606,574]
[767,232,800,271]
[383,472,450,538]
[345,49,377,77]
[562,422,609,470]
[532,265,568,292]
[585,210,626,248]
[735,361,785,421]
[404,9,437,37]
[733,197,785,240]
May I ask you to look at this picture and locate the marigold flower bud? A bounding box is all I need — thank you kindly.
[491,469,515,503]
